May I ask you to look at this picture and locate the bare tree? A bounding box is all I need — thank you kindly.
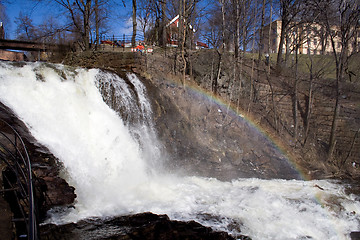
[306,0,360,160]
[137,0,153,43]
[138,0,166,46]
[275,0,302,70]
[303,53,327,146]
[202,4,222,91]
[248,0,260,112]
[92,0,120,46]
[15,11,38,40]
[176,0,198,85]
[325,0,359,160]
[258,0,266,62]
[95,0,99,47]
[161,0,167,47]
[49,0,123,50]
[0,0,8,35]
[212,0,226,94]
[37,16,68,44]
[132,0,137,47]
[51,0,92,50]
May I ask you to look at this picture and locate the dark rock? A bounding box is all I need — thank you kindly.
[34,166,76,207]
[0,183,13,240]
[40,212,246,240]
[351,232,360,240]
[143,73,301,181]
[0,103,76,220]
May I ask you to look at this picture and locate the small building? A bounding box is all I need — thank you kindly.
[166,15,208,49]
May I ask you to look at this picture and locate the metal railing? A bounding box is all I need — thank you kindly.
[101,34,145,45]
[0,120,38,240]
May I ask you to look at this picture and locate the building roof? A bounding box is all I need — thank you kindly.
[166,15,195,31]
[166,15,179,27]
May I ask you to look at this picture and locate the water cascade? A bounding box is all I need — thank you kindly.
[0,61,359,240]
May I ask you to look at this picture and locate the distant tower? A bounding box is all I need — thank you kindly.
[0,22,4,39]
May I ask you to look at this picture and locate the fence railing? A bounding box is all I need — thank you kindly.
[101,34,145,45]
[0,120,38,240]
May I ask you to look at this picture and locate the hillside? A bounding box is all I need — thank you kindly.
[62,49,360,182]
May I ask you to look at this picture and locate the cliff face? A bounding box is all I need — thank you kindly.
[0,102,77,218]
[143,74,301,180]
[137,50,360,181]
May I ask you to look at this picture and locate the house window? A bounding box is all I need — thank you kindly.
[314,38,317,46]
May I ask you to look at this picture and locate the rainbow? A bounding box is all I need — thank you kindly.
[164,80,356,239]
[163,78,311,181]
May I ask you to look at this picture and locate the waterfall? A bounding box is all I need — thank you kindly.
[0,61,359,240]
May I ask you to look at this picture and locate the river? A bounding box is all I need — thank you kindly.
[0,61,359,240]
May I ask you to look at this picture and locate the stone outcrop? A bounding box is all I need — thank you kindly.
[0,102,76,222]
[40,212,249,240]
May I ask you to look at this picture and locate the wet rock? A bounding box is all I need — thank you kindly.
[145,78,301,181]
[40,212,246,240]
[0,103,76,219]
[33,164,76,208]
[351,232,360,240]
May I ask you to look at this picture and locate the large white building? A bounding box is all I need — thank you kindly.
[262,20,360,55]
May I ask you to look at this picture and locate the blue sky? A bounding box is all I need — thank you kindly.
[3,0,133,39]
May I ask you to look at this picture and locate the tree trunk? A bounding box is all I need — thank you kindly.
[212,0,226,95]
[83,0,92,50]
[161,0,167,48]
[304,55,314,145]
[220,0,226,51]
[234,0,240,59]
[265,71,278,131]
[328,82,340,159]
[233,0,240,101]
[276,9,287,70]
[95,0,99,48]
[267,2,272,75]
[247,2,259,112]
[214,51,222,95]
[179,0,186,85]
[258,0,266,62]
[327,14,347,160]
[293,40,299,146]
[132,0,137,47]
[328,61,342,159]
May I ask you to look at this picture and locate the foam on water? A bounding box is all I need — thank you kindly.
[0,61,359,240]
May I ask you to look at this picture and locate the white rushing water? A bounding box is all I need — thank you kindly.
[0,61,359,240]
